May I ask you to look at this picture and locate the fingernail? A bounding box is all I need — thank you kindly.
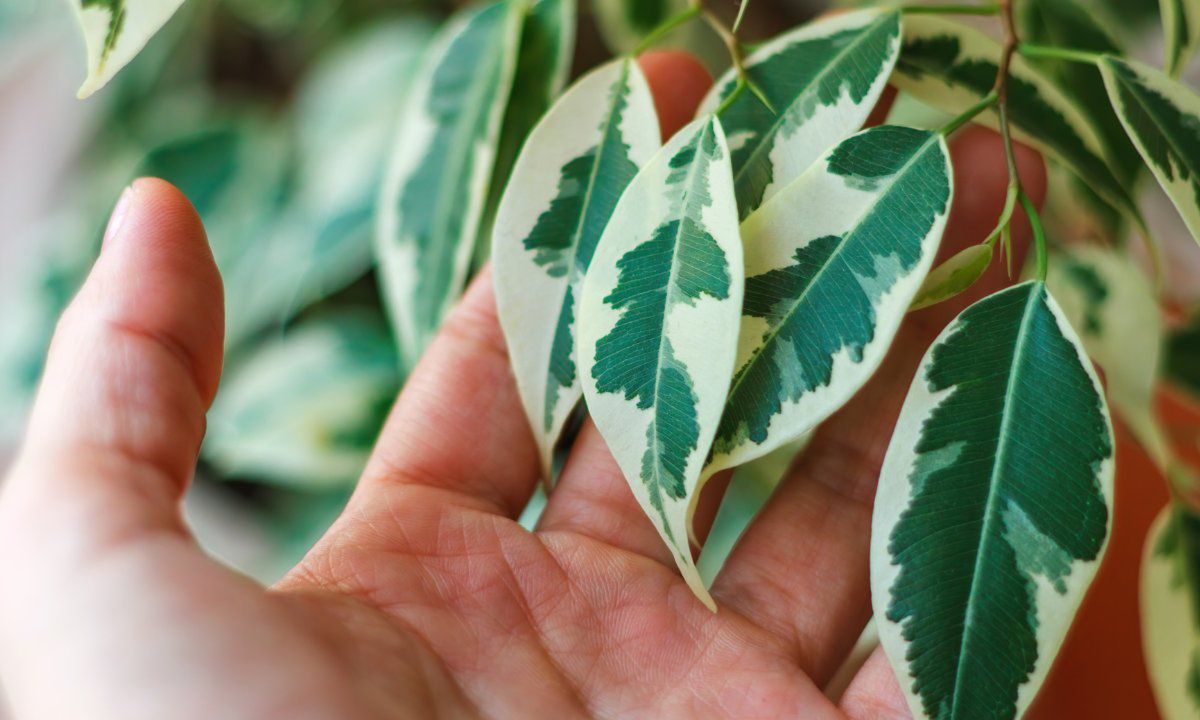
[103,185,134,248]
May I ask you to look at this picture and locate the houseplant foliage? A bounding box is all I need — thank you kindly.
[55,0,1200,716]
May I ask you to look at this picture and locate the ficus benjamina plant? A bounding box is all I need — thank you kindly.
[66,0,1200,717]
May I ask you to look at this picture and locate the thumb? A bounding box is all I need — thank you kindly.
[2,177,224,547]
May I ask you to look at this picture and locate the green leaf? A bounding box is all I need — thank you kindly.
[579,117,742,607]
[706,126,953,481]
[1018,0,1143,186]
[377,0,524,369]
[1045,245,1169,470]
[203,312,400,488]
[911,243,992,312]
[1143,504,1200,720]
[873,280,1114,720]
[493,59,660,481]
[698,9,901,217]
[280,19,433,324]
[893,14,1141,226]
[73,0,187,98]
[136,122,297,348]
[1101,56,1200,247]
[476,0,577,264]
[1161,0,1200,76]
[590,0,687,54]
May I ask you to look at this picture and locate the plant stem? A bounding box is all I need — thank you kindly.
[1019,190,1048,282]
[700,7,776,116]
[938,90,998,136]
[733,0,750,33]
[900,3,1001,15]
[1018,43,1104,65]
[633,5,702,55]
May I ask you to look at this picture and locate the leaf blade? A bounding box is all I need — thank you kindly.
[1142,505,1200,720]
[376,0,524,369]
[493,58,661,480]
[579,116,743,605]
[74,0,187,98]
[698,9,902,217]
[893,14,1140,224]
[706,125,953,479]
[1161,0,1200,76]
[1101,55,1200,247]
[873,281,1114,720]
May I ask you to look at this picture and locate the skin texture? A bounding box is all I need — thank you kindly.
[0,52,1045,719]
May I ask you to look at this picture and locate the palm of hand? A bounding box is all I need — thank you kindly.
[0,53,1044,720]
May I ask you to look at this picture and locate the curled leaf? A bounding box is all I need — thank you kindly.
[910,243,992,312]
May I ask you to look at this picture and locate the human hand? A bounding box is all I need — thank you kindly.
[0,52,1044,720]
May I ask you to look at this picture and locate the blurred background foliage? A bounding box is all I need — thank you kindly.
[0,0,1193,585]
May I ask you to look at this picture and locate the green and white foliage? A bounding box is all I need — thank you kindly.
[911,244,992,312]
[697,9,901,217]
[478,0,577,262]
[204,313,400,488]
[1045,245,1169,470]
[873,281,1114,720]
[285,19,433,316]
[706,126,953,479]
[493,59,660,480]
[579,117,742,606]
[1161,0,1200,77]
[377,0,523,369]
[1143,505,1200,720]
[590,0,687,54]
[1101,56,1200,246]
[73,0,186,98]
[893,14,1139,222]
[1018,0,1142,185]
[136,123,296,347]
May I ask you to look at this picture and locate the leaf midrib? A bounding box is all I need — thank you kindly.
[948,282,1041,718]
[647,121,716,521]
[732,13,895,193]
[719,134,939,441]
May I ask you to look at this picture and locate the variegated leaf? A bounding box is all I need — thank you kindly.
[477,0,577,263]
[705,126,952,483]
[1045,245,1169,470]
[893,14,1139,223]
[1101,56,1200,247]
[697,9,901,217]
[590,0,687,54]
[579,117,742,606]
[1162,0,1200,77]
[873,280,1114,720]
[377,0,523,369]
[911,244,992,312]
[73,0,186,98]
[493,59,660,481]
[1143,504,1200,720]
[204,313,400,488]
[1018,0,1142,185]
